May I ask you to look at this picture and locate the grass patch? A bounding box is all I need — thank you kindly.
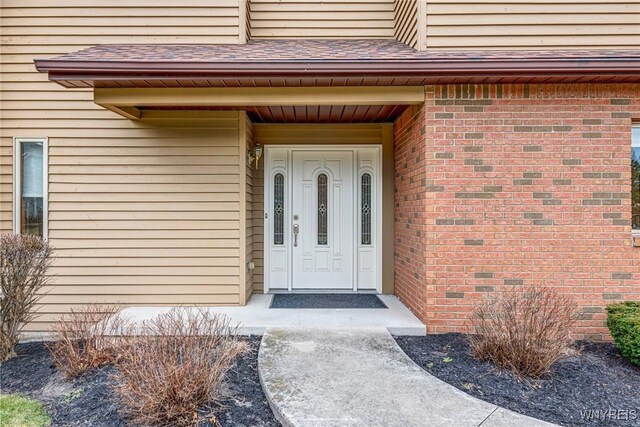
[0,394,51,427]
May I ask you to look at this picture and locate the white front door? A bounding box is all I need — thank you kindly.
[264,146,381,292]
[292,150,354,289]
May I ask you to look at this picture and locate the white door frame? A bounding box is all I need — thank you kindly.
[264,145,382,294]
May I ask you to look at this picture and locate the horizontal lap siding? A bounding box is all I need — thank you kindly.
[7,114,244,333]
[248,0,395,39]
[0,137,11,233]
[394,0,418,48]
[0,1,243,334]
[1,0,241,44]
[245,115,256,297]
[254,124,388,145]
[253,151,265,293]
[425,0,640,49]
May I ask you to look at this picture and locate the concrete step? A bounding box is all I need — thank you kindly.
[120,294,426,336]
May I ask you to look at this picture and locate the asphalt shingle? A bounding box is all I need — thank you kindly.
[50,39,639,63]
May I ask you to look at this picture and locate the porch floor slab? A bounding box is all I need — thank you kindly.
[119,294,426,336]
[258,327,557,427]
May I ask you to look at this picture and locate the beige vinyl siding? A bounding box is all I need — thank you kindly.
[243,0,252,43]
[0,1,245,334]
[424,0,640,50]
[14,111,244,332]
[244,114,256,299]
[394,0,418,48]
[251,123,394,294]
[0,134,12,234]
[248,0,395,39]
[252,148,265,294]
[254,124,390,145]
[1,0,242,45]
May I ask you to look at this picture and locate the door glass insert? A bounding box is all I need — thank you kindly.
[317,173,328,245]
[361,173,372,245]
[273,173,284,245]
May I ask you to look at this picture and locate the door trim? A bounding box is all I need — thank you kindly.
[264,145,382,294]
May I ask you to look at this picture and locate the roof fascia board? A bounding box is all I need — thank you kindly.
[94,86,426,108]
[37,58,640,75]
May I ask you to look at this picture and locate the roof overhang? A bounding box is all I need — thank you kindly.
[34,41,640,89]
[33,41,640,121]
[36,57,640,88]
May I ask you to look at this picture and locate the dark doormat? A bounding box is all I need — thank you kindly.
[270,293,387,309]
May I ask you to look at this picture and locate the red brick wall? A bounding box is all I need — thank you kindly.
[394,83,640,340]
[394,104,429,321]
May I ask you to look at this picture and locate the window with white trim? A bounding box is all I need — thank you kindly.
[14,137,48,238]
[633,125,640,232]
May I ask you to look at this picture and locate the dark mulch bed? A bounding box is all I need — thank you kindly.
[395,333,640,427]
[0,337,280,427]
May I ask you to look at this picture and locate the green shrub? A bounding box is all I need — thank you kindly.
[606,301,640,366]
[0,394,51,427]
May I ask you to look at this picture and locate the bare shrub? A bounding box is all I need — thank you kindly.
[467,286,578,378]
[47,304,130,378]
[111,308,247,427]
[0,234,53,362]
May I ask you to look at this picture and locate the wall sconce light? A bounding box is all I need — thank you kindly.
[247,143,262,168]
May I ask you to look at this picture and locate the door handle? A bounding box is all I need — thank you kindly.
[293,224,299,247]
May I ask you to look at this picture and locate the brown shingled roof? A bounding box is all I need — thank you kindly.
[35,39,640,87]
[42,39,640,63]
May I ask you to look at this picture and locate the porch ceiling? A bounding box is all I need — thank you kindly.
[141,105,409,123]
[34,40,640,121]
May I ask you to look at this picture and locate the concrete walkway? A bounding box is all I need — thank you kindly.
[258,327,557,427]
[120,294,426,336]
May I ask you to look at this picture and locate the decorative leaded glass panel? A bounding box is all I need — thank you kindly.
[317,173,328,245]
[273,173,284,245]
[361,173,372,245]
